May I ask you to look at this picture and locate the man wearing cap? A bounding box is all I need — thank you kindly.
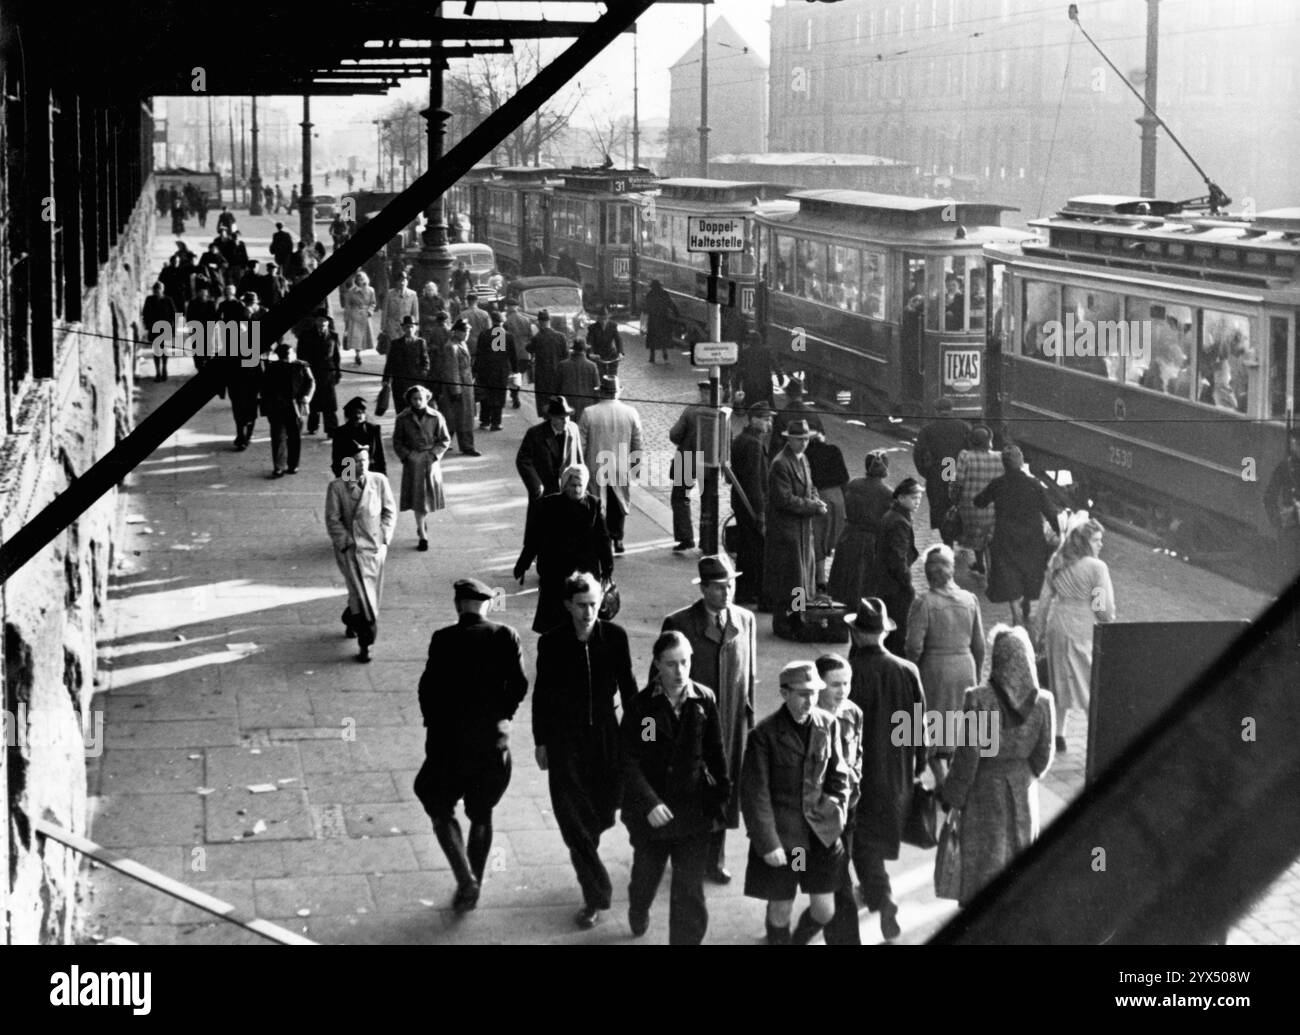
[436,319,479,456]
[414,577,528,913]
[771,378,825,442]
[765,418,829,639]
[845,597,928,941]
[586,307,623,378]
[528,309,569,408]
[382,315,430,411]
[741,660,850,945]
[298,310,342,436]
[516,396,584,507]
[579,375,644,555]
[380,270,419,345]
[260,341,316,478]
[324,445,397,663]
[460,292,491,353]
[656,555,756,884]
[557,339,601,420]
[533,571,638,929]
[332,397,387,477]
[914,398,973,548]
[667,381,713,552]
[473,308,519,432]
[731,402,773,607]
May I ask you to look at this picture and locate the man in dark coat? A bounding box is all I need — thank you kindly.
[260,341,315,477]
[913,399,972,546]
[846,598,928,942]
[771,378,825,441]
[296,311,342,435]
[621,630,730,943]
[269,222,294,270]
[764,419,828,639]
[142,281,177,383]
[258,262,289,309]
[229,232,251,289]
[474,309,518,431]
[216,205,236,234]
[655,555,756,884]
[876,478,923,657]
[237,260,263,301]
[414,577,528,912]
[184,285,219,373]
[641,278,678,364]
[556,341,601,420]
[585,308,623,378]
[735,341,779,408]
[331,397,387,477]
[528,309,569,407]
[731,402,772,608]
[219,291,259,448]
[382,315,430,410]
[516,396,584,505]
[667,381,712,551]
[533,571,639,929]
[974,445,1062,625]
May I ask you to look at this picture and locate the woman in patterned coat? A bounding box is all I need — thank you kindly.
[392,385,450,551]
[953,426,1001,575]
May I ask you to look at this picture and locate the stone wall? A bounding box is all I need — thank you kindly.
[1,188,153,944]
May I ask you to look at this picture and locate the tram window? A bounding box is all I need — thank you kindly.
[1063,287,1123,381]
[737,219,757,276]
[774,234,795,292]
[1199,309,1255,413]
[1126,299,1195,398]
[863,252,886,320]
[795,239,828,301]
[608,206,634,246]
[928,256,968,332]
[969,266,987,332]
[828,246,862,312]
[1021,280,1060,362]
[1268,317,1290,419]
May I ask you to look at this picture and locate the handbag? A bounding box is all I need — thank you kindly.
[902,782,939,849]
[376,331,390,356]
[598,578,620,621]
[940,504,963,544]
[787,598,852,644]
[934,808,963,900]
[722,514,740,557]
[375,381,392,417]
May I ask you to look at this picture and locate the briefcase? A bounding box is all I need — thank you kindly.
[787,598,851,643]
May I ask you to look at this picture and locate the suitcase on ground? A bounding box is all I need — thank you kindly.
[786,598,851,643]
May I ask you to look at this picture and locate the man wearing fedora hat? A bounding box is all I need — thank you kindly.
[381,314,430,412]
[656,554,757,883]
[765,418,829,639]
[845,597,929,941]
[579,375,643,555]
[414,577,528,913]
[516,395,585,508]
[771,377,825,442]
[741,660,850,945]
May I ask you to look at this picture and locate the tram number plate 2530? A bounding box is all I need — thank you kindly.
[1108,446,1134,470]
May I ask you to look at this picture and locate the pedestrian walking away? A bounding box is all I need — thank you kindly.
[827,450,893,607]
[806,432,851,592]
[260,341,315,478]
[913,399,972,548]
[392,385,450,551]
[741,660,850,945]
[578,375,643,555]
[414,578,528,913]
[621,630,730,944]
[324,446,397,662]
[641,278,679,364]
[667,381,712,551]
[876,478,923,657]
[556,340,601,420]
[532,572,638,929]
[953,426,1001,576]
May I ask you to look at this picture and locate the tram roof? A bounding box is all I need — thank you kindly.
[785,189,1014,228]
[711,152,909,169]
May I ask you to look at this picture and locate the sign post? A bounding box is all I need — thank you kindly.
[687,216,745,554]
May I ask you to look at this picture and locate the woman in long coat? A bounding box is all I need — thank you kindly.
[642,279,679,364]
[391,385,450,550]
[437,320,476,450]
[940,624,1055,907]
[907,545,985,779]
[1035,513,1116,750]
[828,450,893,604]
[875,478,923,656]
[343,271,377,365]
[953,426,1001,574]
[514,463,614,634]
[325,445,397,662]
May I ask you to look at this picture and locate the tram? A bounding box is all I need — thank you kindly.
[752,189,1032,418]
[986,195,1300,558]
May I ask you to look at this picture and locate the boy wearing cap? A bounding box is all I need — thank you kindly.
[815,653,865,945]
[414,577,528,912]
[740,660,849,945]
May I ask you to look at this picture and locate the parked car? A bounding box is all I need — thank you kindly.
[448,242,501,303]
[507,276,589,339]
[313,194,338,222]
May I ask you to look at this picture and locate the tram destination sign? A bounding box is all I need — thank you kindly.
[687,216,745,253]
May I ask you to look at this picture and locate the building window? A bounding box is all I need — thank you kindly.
[806,19,813,50]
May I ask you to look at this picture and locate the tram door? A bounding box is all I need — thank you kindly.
[900,255,927,403]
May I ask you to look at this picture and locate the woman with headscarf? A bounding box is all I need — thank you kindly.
[391,385,450,551]
[325,445,397,663]
[513,463,614,634]
[344,271,377,366]
[953,425,1001,576]
[642,279,679,365]
[1035,513,1116,752]
[875,477,923,656]
[906,545,985,781]
[939,624,1055,907]
[827,450,893,605]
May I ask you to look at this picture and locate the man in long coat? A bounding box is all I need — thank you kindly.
[557,341,601,420]
[414,577,528,912]
[297,311,342,435]
[655,555,756,884]
[528,309,569,407]
[269,222,294,270]
[325,445,397,662]
[845,598,928,941]
[260,341,315,478]
[516,396,584,505]
[764,419,828,639]
[641,278,678,365]
[382,315,430,409]
[579,375,644,554]
[380,271,419,344]
[473,309,519,432]
[533,572,639,929]
[913,399,972,547]
[437,319,478,456]
[667,381,712,551]
[503,298,532,408]
[730,402,772,608]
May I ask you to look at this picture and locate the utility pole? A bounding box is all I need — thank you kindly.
[249,95,263,215]
[207,96,215,173]
[632,29,641,167]
[227,100,236,205]
[300,93,315,247]
[372,119,382,187]
[239,102,247,206]
[698,7,710,178]
[415,19,453,300]
[1138,0,1160,197]
[701,250,723,553]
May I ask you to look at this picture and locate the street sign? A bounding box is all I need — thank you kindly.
[692,341,739,366]
[687,216,745,253]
